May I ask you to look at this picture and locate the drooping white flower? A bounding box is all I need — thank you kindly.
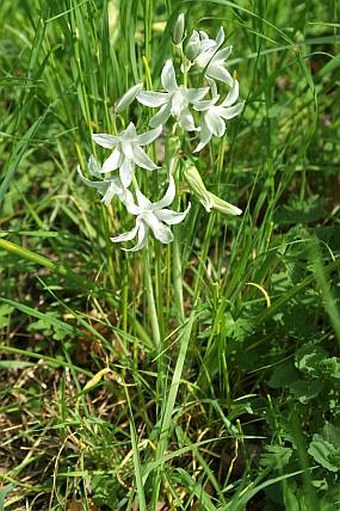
[92,122,162,188]
[137,59,209,131]
[193,79,244,152]
[77,156,127,206]
[184,163,242,216]
[186,27,234,86]
[110,174,191,251]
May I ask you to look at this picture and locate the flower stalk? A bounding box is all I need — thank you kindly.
[143,242,161,348]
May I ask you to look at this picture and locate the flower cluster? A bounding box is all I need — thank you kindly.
[78,17,244,251]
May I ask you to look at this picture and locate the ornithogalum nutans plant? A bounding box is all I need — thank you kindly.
[78,14,245,252]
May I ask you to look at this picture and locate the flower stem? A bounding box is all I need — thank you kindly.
[173,233,185,322]
[144,242,161,348]
[169,148,185,323]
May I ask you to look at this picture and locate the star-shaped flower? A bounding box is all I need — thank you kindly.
[92,122,162,188]
[193,79,244,152]
[77,155,126,206]
[137,59,209,131]
[187,27,234,86]
[110,175,191,251]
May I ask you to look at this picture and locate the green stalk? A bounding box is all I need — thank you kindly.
[129,173,161,348]
[168,147,185,323]
[154,241,165,339]
[143,242,161,348]
[143,0,153,62]
[172,233,185,322]
[193,212,215,305]
[149,312,198,508]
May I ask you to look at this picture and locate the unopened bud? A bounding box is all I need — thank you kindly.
[184,164,242,216]
[185,30,201,61]
[172,13,185,45]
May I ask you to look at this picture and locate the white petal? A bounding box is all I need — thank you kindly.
[221,79,239,107]
[157,202,191,225]
[215,27,225,47]
[136,188,152,209]
[77,166,107,192]
[87,155,101,176]
[186,87,210,103]
[214,46,233,62]
[161,59,178,91]
[199,30,209,41]
[193,97,217,112]
[153,174,176,209]
[124,221,148,252]
[209,79,219,99]
[123,189,141,215]
[119,158,134,188]
[193,121,212,153]
[205,110,226,137]
[179,109,197,132]
[144,212,174,244]
[115,83,143,113]
[195,47,215,69]
[199,39,216,53]
[206,64,233,87]
[92,133,118,148]
[101,148,121,172]
[149,103,171,128]
[110,221,139,243]
[133,146,158,170]
[124,122,138,139]
[137,91,169,107]
[219,101,245,120]
[121,140,134,160]
[101,181,122,206]
[137,125,162,146]
[171,89,186,118]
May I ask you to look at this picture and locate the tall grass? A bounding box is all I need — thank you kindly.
[0,0,339,510]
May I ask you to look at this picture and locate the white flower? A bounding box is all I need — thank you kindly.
[187,27,233,86]
[194,79,244,152]
[92,122,162,188]
[110,175,191,251]
[137,59,209,131]
[77,156,127,206]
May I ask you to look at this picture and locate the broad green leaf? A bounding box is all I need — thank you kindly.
[308,434,340,472]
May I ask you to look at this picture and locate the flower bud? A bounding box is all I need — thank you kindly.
[185,30,201,61]
[184,164,242,216]
[114,83,143,113]
[172,13,185,45]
